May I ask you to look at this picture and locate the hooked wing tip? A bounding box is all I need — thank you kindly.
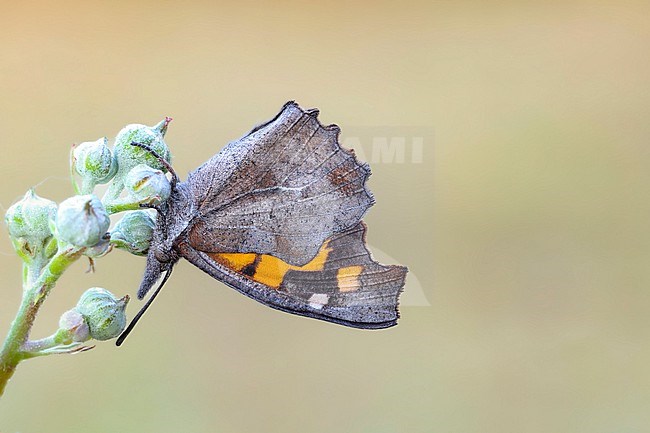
[280,101,341,133]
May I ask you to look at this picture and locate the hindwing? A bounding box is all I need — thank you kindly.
[179,223,406,328]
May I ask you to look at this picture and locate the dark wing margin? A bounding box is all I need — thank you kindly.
[178,223,407,329]
[185,101,375,266]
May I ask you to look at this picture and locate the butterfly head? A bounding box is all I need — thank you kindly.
[137,244,176,299]
[137,180,194,299]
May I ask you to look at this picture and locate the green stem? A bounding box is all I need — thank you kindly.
[20,333,93,358]
[104,201,142,214]
[22,335,59,353]
[0,247,84,397]
[80,180,96,195]
[0,293,34,396]
[102,180,124,204]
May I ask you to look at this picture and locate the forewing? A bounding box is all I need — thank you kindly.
[186,101,374,266]
[178,223,406,328]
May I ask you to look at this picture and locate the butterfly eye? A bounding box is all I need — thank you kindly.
[154,247,172,263]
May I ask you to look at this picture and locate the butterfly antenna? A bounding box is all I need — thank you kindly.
[130,142,179,186]
[116,267,173,346]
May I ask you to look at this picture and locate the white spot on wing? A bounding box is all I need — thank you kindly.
[308,293,329,310]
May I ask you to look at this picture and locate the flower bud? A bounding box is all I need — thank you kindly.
[113,120,172,175]
[76,288,129,341]
[110,210,155,256]
[57,309,91,343]
[72,137,117,191]
[124,164,171,206]
[5,190,57,257]
[56,195,110,247]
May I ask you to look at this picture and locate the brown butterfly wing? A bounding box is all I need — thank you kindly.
[178,223,406,328]
[180,102,406,327]
[185,101,374,266]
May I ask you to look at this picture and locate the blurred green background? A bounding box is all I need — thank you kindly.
[1,1,649,432]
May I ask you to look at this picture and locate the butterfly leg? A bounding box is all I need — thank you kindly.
[130,142,179,186]
[139,203,161,211]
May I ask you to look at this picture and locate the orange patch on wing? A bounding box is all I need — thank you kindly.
[210,252,257,272]
[210,241,332,289]
[336,265,363,292]
[253,241,332,288]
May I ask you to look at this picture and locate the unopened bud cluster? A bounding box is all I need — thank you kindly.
[113,118,172,177]
[4,190,57,260]
[71,138,117,194]
[75,288,129,341]
[15,118,173,253]
[56,309,90,344]
[56,195,110,247]
[123,165,171,207]
[57,288,129,343]
[109,211,156,256]
[4,117,175,348]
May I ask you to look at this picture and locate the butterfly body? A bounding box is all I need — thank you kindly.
[135,102,407,332]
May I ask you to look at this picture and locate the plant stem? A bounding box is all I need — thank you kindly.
[22,335,59,353]
[104,201,141,214]
[0,247,84,397]
[102,180,123,204]
[0,292,34,396]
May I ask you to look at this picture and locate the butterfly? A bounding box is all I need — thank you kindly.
[116,102,408,345]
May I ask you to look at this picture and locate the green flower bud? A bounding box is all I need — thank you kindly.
[113,120,172,175]
[124,164,171,206]
[110,210,155,256]
[76,288,129,341]
[72,137,117,192]
[56,195,110,247]
[56,309,91,344]
[5,190,57,258]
